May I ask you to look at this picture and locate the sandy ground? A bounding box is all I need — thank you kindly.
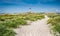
[14,15,52,36]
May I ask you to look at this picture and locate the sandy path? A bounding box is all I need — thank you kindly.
[14,15,52,36]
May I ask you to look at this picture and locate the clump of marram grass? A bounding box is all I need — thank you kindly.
[48,14,60,36]
[0,13,45,36]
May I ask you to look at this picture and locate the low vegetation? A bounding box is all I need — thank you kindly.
[47,13,60,36]
[0,13,45,36]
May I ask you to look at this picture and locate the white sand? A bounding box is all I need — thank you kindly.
[14,15,52,36]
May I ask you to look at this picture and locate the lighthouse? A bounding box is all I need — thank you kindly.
[29,8,32,13]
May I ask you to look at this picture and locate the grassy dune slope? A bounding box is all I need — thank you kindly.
[47,13,60,36]
[0,13,44,36]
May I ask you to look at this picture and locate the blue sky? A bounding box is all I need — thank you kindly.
[0,0,60,13]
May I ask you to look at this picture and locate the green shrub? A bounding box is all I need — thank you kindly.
[0,24,15,36]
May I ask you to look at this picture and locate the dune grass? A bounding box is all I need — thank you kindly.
[0,13,45,36]
[47,13,60,36]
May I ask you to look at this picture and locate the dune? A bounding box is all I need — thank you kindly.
[14,15,53,36]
